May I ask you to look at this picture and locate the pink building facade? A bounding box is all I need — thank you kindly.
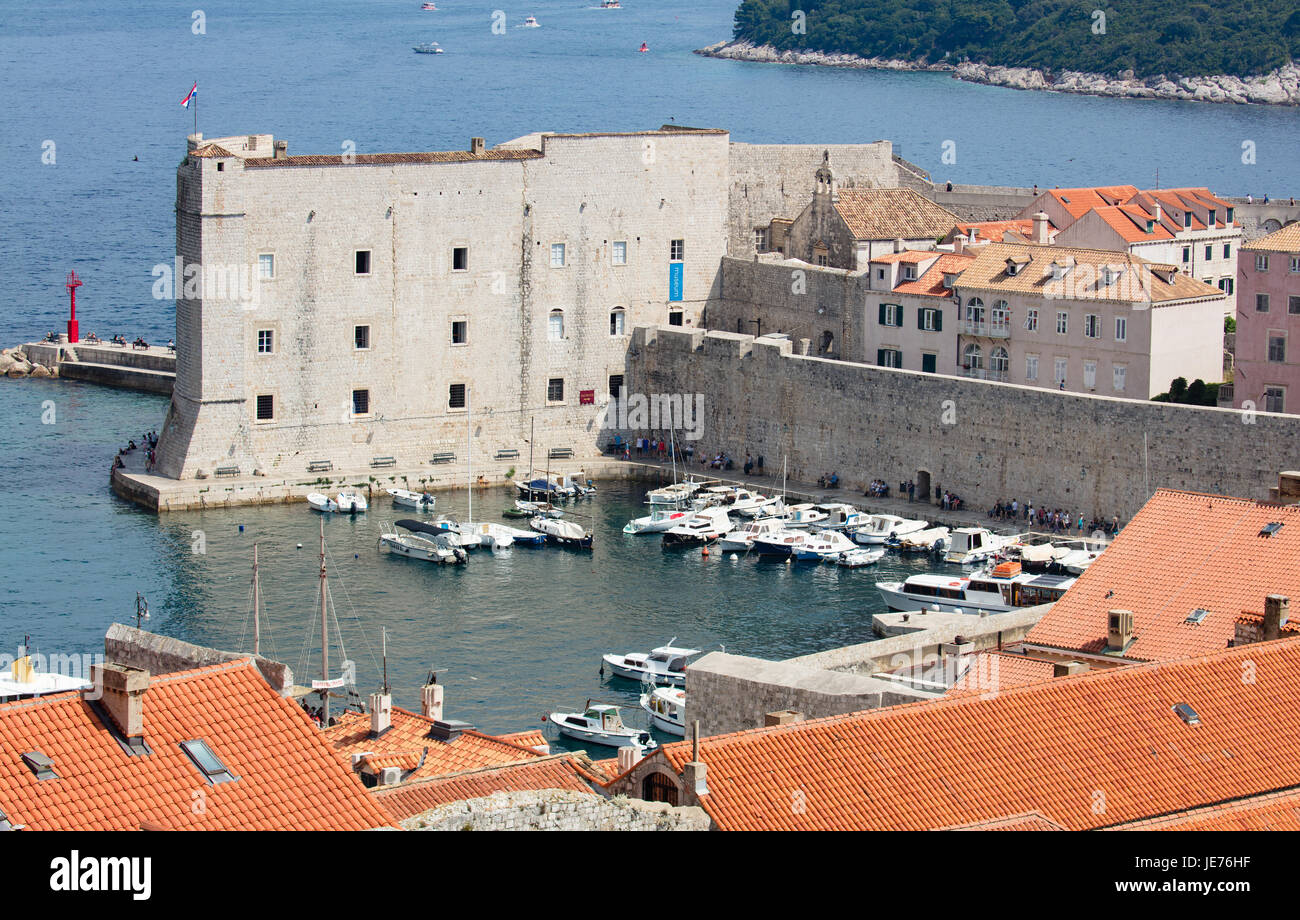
[1235,224,1300,414]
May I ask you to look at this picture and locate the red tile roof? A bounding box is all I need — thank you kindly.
[833,188,959,242]
[1027,489,1300,661]
[375,756,600,821]
[946,652,1059,698]
[497,729,549,752]
[1243,222,1300,253]
[1047,186,1140,220]
[648,636,1300,830]
[323,706,543,782]
[0,659,393,830]
[893,252,974,297]
[938,811,1067,831]
[871,250,940,264]
[1108,787,1300,830]
[950,220,1046,243]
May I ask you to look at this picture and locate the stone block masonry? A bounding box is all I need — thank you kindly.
[628,324,1300,521]
[401,790,711,831]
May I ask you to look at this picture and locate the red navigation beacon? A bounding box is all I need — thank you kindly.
[65,270,82,343]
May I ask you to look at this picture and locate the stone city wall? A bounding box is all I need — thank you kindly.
[401,789,711,831]
[628,325,1300,521]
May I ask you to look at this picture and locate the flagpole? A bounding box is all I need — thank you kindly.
[193,81,198,137]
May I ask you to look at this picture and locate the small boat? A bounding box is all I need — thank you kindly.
[783,504,828,528]
[876,565,1076,614]
[717,517,787,552]
[413,42,444,54]
[813,503,871,532]
[754,529,856,560]
[945,527,1023,566]
[418,516,483,550]
[640,687,685,736]
[521,15,540,27]
[515,476,568,501]
[335,491,368,513]
[504,499,563,518]
[662,507,732,546]
[602,642,700,686]
[624,506,692,535]
[485,522,546,546]
[853,514,928,545]
[890,526,951,554]
[692,486,769,516]
[646,479,705,506]
[638,41,648,52]
[387,488,436,511]
[421,2,437,9]
[530,515,593,549]
[599,0,621,7]
[379,521,468,565]
[556,472,595,496]
[549,703,655,750]
[832,547,886,568]
[307,492,338,513]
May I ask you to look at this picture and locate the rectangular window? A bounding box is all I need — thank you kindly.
[668,310,683,326]
[355,250,371,275]
[1084,314,1100,338]
[257,329,274,354]
[608,374,624,398]
[1205,245,1213,262]
[670,239,684,261]
[1025,354,1039,381]
[1181,246,1191,264]
[877,269,885,280]
[1184,211,1193,228]
[754,228,768,252]
[1056,311,1068,335]
[255,394,274,421]
[180,740,237,785]
[547,377,564,403]
[1208,210,1216,227]
[1266,387,1285,413]
[1269,334,1286,363]
[352,389,370,416]
[1291,256,1300,273]
[258,253,274,280]
[1054,357,1068,386]
[919,308,939,331]
[548,311,564,341]
[452,246,469,272]
[613,241,627,266]
[448,383,466,409]
[902,265,917,281]
[1113,364,1126,392]
[816,255,828,267]
[354,325,370,350]
[1083,360,1097,389]
[1256,254,1270,272]
[550,243,566,268]
[879,303,902,327]
[921,353,937,374]
[876,349,902,368]
[1223,244,1231,259]
[451,320,467,345]
[1219,278,1234,295]
[609,310,625,336]
[1025,309,1039,332]
[1257,293,1271,313]
[1115,317,1127,342]
[1290,295,1300,315]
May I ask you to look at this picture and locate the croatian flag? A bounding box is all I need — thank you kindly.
[180,82,197,108]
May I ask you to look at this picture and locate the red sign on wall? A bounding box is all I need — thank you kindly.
[579,389,595,405]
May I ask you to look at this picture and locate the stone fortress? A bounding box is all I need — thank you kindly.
[119,125,1300,516]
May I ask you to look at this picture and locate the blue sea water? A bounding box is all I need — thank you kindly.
[0,0,1295,735]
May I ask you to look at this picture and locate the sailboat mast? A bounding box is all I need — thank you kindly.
[319,518,329,726]
[467,388,472,523]
[252,542,261,656]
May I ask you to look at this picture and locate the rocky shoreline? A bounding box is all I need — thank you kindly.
[696,41,1300,106]
[0,347,57,379]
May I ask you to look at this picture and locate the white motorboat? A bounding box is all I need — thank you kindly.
[336,491,368,513]
[640,687,686,736]
[521,15,540,27]
[813,503,871,532]
[646,479,706,506]
[691,486,769,516]
[945,527,1023,566]
[735,495,784,518]
[307,492,338,513]
[487,522,545,546]
[755,529,856,560]
[892,525,951,554]
[623,506,692,535]
[530,515,593,549]
[549,704,655,750]
[783,504,828,528]
[602,642,700,686]
[717,517,787,552]
[853,514,928,545]
[379,520,468,564]
[419,516,483,549]
[515,476,569,500]
[662,507,732,546]
[412,41,444,53]
[557,472,595,495]
[387,488,436,511]
[505,499,563,518]
[876,562,1075,614]
[465,521,514,549]
[832,547,886,568]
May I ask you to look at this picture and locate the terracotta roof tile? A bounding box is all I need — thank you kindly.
[1243,222,1300,253]
[893,252,974,297]
[1047,186,1140,219]
[946,652,1059,698]
[0,659,393,831]
[374,756,600,821]
[496,729,549,752]
[647,636,1300,831]
[1108,787,1300,831]
[1027,489,1300,661]
[833,188,959,242]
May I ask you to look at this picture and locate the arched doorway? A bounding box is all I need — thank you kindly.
[916,470,932,505]
[642,771,679,805]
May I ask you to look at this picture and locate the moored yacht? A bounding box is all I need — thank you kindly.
[623,506,692,535]
[852,513,928,545]
[717,517,787,552]
[945,527,1023,566]
[602,643,700,686]
[640,687,685,736]
[662,507,732,546]
[379,520,468,565]
[813,503,871,532]
[335,491,368,513]
[876,562,1075,613]
[549,704,655,750]
[386,488,436,511]
[530,515,593,549]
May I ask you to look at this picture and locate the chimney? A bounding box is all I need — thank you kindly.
[1031,211,1050,245]
[369,691,392,736]
[1264,595,1290,641]
[1053,661,1088,677]
[1106,609,1135,651]
[91,663,150,738]
[273,139,288,159]
[470,137,486,155]
[428,719,473,742]
[894,237,905,253]
[1153,201,1162,223]
[420,681,444,721]
[764,709,804,727]
[968,227,977,245]
[681,721,709,797]
[616,745,640,774]
[953,235,965,254]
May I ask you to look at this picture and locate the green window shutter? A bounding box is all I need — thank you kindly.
[878,303,887,325]
[877,349,886,366]
[894,304,903,326]
[934,309,943,332]
[918,308,926,330]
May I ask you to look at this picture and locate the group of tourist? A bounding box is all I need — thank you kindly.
[988,498,1122,535]
[742,454,765,476]
[114,430,161,473]
[865,479,891,498]
[937,489,965,511]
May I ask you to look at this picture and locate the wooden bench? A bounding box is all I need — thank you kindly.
[429,452,456,464]
[548,447,574,460]
[494,449,520,460]
[214,466,240,478]
[370,456,396,468]
[307,460,333,473]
